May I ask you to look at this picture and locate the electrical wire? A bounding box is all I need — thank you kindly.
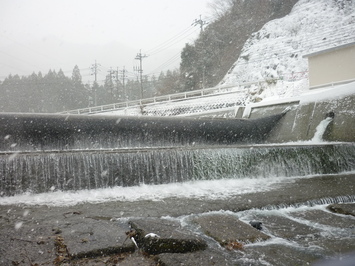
[148,52,181,76]
[145,26,198,56]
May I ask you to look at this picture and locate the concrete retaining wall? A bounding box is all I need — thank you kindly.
[244,83,355,143]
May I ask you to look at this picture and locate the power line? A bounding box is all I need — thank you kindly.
[148,52,181,76]
[149,28,200,58]
[146,26,197,56]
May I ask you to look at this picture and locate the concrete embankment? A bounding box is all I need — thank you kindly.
[241,83,355,143]
[1,173,354,265]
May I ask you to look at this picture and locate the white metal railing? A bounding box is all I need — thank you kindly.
[63,83,252,115]
[60,84,245,115]
[59,79,286,115]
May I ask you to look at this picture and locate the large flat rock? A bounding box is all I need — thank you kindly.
[327,203,355,216]
[129,218,207,254]
[57,214,133,258]
[129,217,195,239]
[193,213,270,246]
[244,211,321,239]
[157,250,235,266]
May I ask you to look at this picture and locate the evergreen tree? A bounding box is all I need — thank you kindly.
[70,65,87,109]
[180,44,200,91]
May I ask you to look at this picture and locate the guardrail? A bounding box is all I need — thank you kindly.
[59,79,292,115]
[60,83,248,115]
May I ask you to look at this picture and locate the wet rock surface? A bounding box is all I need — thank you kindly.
[327,203,355,216]
[193,213,270,245]
[0,174,354,265]
[129,218,207,254]
[59,215,134,259]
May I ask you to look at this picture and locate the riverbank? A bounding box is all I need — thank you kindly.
[1,173,354,265]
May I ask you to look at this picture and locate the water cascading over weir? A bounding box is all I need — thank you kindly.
[1,111,355,196]
[0,112,284,195]
[0,112,286,150]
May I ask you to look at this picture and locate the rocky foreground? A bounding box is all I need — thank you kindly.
[0,174,354,265]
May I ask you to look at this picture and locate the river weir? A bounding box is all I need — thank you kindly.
[0,112,285,151]
[1,143,355,196]
[0,112,290,196]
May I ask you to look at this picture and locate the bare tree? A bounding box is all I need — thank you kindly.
[208,0,235,19]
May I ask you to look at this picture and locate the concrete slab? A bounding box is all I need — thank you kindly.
[193,213,270,245]
[157,250,234,266]
[246,212,321,239]
[290,208,355,228]
[57,214,133,258]
[0,206,58,265]
[129,218,207,254]
[241,243,324,265]
[129,217,192,239]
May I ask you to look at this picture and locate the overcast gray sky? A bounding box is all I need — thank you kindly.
[0,0,212,84]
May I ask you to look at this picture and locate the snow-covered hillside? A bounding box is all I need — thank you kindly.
[220,0,355,103]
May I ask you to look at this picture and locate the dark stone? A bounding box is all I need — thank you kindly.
[325,111,335,119]
[249,221,263,230]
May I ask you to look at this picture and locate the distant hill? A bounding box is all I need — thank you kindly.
[179,0,299,91]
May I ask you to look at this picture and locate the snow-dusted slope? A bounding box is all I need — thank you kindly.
[220,0,355,102]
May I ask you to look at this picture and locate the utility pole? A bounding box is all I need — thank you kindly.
[90,60,101,83]
[120,66,127,100]
[134,49,148,100]
[90,60,101,106]
[192,15,208,33]
[107,67,115,98]
[192,15,208,89]
[115,67,120,99]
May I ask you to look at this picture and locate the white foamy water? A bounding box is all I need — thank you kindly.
[311,117,333,143]
[0,175,301,207]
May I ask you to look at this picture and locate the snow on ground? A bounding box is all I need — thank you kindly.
[247,80,355,107]
[220,0,355,103]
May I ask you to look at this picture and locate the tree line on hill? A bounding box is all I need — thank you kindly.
[0,66,181,113]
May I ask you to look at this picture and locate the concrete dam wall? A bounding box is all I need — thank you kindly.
[241,82,355,143]
[0,112,285,151]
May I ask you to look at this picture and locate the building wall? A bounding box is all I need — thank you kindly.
[307,43,355,89]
